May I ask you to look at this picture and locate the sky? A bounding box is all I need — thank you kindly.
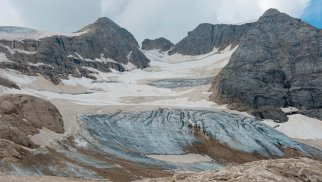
[0,0,320,44]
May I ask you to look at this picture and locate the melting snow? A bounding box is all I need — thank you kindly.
[147,154,213,164]
[0,45,238,109]
[0,53,12,63]
[262,114,322,140]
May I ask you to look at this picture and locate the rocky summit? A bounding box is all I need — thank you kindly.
[142,37,174,52]
[0,17,150,84]
[210,9,322,121]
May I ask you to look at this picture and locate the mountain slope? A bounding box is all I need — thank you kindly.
[0,18,150,84]
[169,23,255,55]
[210,9,322,121]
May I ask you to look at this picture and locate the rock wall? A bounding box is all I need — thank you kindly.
[170,23,254,55]
[210,9,322,121]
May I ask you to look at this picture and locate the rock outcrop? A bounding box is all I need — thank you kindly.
[0,77,20,89]
[210,9,322,121]
[142,38,174,52]
[0,17,150,84]
[0,94,64,160]
[139,157,322,182]
[169,23,254,55]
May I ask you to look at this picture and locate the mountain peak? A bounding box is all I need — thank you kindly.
[141,37,174,52]
[258,8,294,23]
[262,8,281,17]
[94,17,116,25]
[76,17,119,33]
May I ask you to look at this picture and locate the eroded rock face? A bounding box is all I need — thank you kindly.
[210,9,322,121]
[0,77,20,89]
[0,94,64,153]
[0,17,150,84]
[138,157,322,182]
[169,23,254,55]
[142,38,174,52]
[0,140,29,162]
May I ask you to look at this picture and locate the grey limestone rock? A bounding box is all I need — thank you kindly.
[210,9,322,121]
[0,77,20,89]
[170,23,255,55]
[142,37,174,52]
[0,17,150,84]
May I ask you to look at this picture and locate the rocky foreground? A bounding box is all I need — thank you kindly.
[139,157,322,182]
[1,157,321,182]
[0,94,63,162]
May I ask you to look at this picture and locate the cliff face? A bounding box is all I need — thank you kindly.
[0,17,150,84]
[169,23,255,55]
[209,9,322,121]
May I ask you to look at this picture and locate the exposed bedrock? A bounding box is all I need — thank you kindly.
[0,94,64,160]
[142,38,174,52]
[169,22,255,55]
[0,17,150,84]
[138,157,322,182]
[0,77,20,89]
[210,9,322,121]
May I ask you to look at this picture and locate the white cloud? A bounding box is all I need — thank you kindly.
[0,0,311,43]
[99,0,311,43]
[0,0,24,26]
[259,0,310,17]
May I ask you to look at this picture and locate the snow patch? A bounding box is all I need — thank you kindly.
[122,62,136,71]
[262,114,322,140]
[0,69,36,84]
[69,53,118,64]
[147,153,213,164]
[71,29,89,37]
[28,62,53,68]
[0,44,37,55]
[0,26,92,41]
[0,44,15,54]
[74,136,88,148]
[127,51,132,60]
[281,107,299,114]
[0,53,12,63]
